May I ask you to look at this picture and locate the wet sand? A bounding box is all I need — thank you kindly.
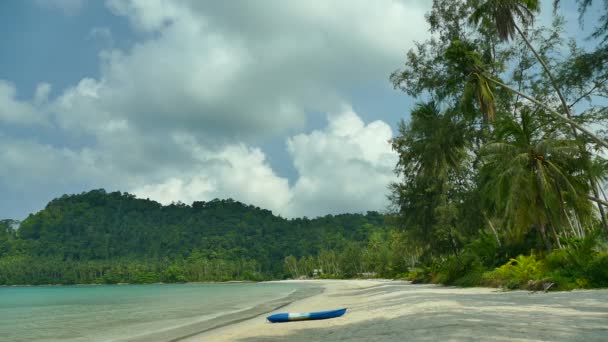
[184,279,608,342]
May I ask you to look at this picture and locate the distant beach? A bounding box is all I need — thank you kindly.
[188,279,608,342]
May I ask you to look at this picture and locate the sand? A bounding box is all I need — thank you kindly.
[184,279,608,342]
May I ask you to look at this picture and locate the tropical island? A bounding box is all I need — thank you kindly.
[2,0,608,341]
[2,0,608,293]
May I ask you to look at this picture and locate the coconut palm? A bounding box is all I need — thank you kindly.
[470,0,608,231]
[390,102,469,254]
[392,102,469,182]
[469,0,540,41]
[469,0,608,150]
[480,110,594,251]
[445,39,497,121]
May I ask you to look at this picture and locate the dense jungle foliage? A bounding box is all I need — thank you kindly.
[0,190,409,284]
[2,0,608,290]
[388,0,608,290]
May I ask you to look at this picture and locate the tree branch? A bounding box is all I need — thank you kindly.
[589,195,608,207]
[486,75,608,149]
[568,75,608,109]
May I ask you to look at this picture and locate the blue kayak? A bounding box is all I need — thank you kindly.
[266,308,347,323]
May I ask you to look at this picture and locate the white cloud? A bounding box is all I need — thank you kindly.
[285,106,398,217]
[132,140,293,213]
[1,105,396,218]
[0,81,48,125]
[128,107,396,217]
[49,0,429,143]
[0,137,102,191]
[3,1,426,218]
[34,83,52,104]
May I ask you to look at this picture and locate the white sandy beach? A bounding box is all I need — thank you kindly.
[185,279,608,342]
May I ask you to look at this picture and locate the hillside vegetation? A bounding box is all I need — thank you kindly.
[0,190,408,284]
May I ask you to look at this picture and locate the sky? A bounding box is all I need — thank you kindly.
[0,0,599,220]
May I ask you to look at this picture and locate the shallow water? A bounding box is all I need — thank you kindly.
[0,282,318,342]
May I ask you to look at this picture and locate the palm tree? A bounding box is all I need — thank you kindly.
[390,102,469,254]
[392,102,468,182]
[469,0,608,149]
[445,39,497,121]
[469,0,608,229]
[470,0,540,41]
[480,110,594,251]
[469,0,559,102]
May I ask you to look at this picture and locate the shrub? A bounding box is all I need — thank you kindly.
[433,253,484,286]
[544,233,608,289]
[465,234,501,268]
[454,268,484,287]
[406,267,431,283]
[482,254,546,289]
[587,253,608,288]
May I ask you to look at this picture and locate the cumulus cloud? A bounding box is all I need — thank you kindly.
[128,108,397,218]
[49,0,428,143]
[0,81,48,125]
[34,83,52,104]
[132,141,293,213]
[1,104,396,218]
[2,1,427,218]
[285,107,398,217]
[0,138,99,189]
[0,135,107,217]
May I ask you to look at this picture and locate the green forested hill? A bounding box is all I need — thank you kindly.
[0,189,401,285]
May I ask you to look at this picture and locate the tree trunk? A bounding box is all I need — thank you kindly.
[550,224,563,249]
[486,76,608,149]
[514,24,571,121]
[484,212,502,247]
[590,181,608,232]
[538,223,553,252]
[514,23,608,233]
[589,195,608,207]
[563,208,582,238]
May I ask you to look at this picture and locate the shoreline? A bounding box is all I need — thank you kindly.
[0,280,261,288]
[184,279,608,342]
[1,277,605,292]
[3,279,607,341]
[182,279,405,341]
[165,285,325,342]
[0,280,324,342]
[124,281,324,342]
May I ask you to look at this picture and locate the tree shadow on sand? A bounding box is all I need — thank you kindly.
[237,288,608,342]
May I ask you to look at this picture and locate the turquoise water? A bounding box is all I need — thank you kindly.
[0,283,318,342]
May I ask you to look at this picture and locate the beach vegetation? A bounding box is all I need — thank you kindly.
[1,0,608,290]
[389,0,608,290]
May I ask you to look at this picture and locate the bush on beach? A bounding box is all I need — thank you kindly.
[404,232,608,291]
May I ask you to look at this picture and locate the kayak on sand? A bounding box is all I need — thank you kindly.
[266,308,347,323]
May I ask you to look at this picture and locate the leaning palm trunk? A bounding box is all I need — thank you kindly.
[468,0,608,230]
[538,223,553,252]
[563,209,582,238]
[513,23,608,232]
[589,195,608,207]
[484,212,502,247]
[485,76,608,149]
[550,223,563,249]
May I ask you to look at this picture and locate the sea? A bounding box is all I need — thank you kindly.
[0,282,320,342]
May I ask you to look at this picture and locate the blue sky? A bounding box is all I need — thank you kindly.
[0,0,602,220]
